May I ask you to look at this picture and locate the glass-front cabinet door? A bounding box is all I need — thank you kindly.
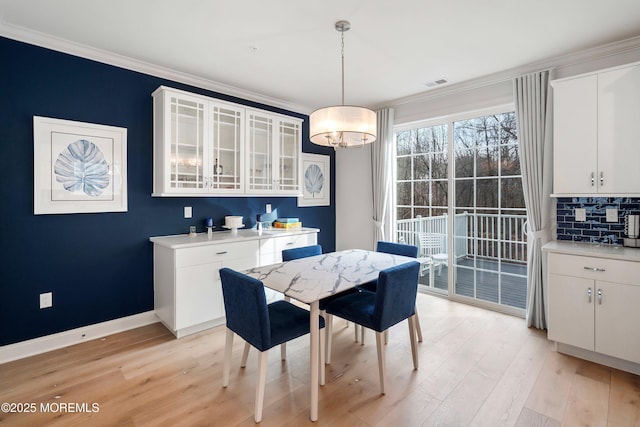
[169,94,206,192]
[246,109,302,195]
[246,110,274,193]
[278,119,301,194]
[209,103,243,192]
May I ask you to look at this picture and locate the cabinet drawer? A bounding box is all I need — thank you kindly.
[273,233,314,253]
[548,253,640,285]
[176,240,259,267]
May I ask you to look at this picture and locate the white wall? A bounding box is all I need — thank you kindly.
[335,144,374,250]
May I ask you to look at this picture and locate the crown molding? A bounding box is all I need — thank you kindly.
[383,35,640,109]
[0,20,311,114]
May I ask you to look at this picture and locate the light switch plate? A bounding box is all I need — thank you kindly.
[184,206,192,219]
[575,208,586,222]
[606,208,618,222]
[40,292,52,309]
[265,204,272,214]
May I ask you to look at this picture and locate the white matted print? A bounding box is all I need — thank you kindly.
[33,116,127,214]
[298,153,330,207]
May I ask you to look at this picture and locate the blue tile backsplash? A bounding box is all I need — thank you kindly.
[556,197,640,244]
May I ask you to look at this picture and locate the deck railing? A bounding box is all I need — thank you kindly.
[397,212,527,264]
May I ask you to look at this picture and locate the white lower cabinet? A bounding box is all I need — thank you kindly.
[151,229,318,338]
[548,253,640,365]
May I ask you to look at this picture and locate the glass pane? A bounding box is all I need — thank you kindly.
[476,270,499,304]
[413,154,430,179]
[396,130,414,156]
[501,144,521,176]
[455,179,474,209]
[454,148,474,178]
[397,182,412,205]
[432,152,448,179]
[501,177,525,208]
[413,181,429,206]
[432,180,448,207]
[476,179,498,208]
[476,146,499,177]
[397,156,412,180]
[397,207,412,220]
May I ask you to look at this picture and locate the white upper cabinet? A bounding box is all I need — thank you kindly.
[152,86,302,197]
[552,63,640,196]
[246,109,302,195]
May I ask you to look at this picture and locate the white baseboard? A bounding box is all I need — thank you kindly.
[0,311,159,364]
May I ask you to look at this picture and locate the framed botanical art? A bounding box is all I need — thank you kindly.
[33,116,128,214]
[298,153,330,207]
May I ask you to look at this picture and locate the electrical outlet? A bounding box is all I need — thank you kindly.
[265,204,272,214]
[575,208,586,222]
[606,208,618,222]
[40,292,52,309]
[184,206,192,219]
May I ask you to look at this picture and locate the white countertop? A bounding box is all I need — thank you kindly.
[542,240,640,262]
[150,227,319,249]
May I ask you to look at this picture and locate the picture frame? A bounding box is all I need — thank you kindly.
[298,153,330,207]
[33,116,128,215]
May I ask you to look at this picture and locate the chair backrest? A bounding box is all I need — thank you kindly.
[376,241,418,258]
[282,244,322,261]
[219,268,271,351]
[373,261,420,331]
[418,233,445,257]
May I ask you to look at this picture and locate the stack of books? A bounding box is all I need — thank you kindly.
[273,218,302,229]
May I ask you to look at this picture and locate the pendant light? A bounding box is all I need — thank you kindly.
[309,20,377,149]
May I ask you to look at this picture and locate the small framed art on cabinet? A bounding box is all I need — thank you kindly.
[298,153,330,207]
[33,116,128,214]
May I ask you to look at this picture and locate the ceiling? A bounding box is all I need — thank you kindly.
[2,0,640,113]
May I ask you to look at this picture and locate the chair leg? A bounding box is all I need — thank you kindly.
[319,326,326,385]
[383,329,388,345]
[354,323,359,342]
[325,313,333,364]
[223,328,234,387]
[255,351,268,423]
[414,305,423,343]
[241,341,250,368]
[361,325,366,345]
[375,331,386,395]
[281,343,287,361]
[408,317,419,370]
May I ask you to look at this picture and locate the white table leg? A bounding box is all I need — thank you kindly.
[310,300,319,421]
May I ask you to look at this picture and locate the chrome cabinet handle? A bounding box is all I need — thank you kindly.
[600,172,604,186]
[587,287,592,303]
[591,172,595,186]
[583,266,605,272]
[597,289,603,304]
[216,251,228,255]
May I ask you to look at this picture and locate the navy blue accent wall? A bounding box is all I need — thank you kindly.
[556,197,640,244]
[0,36,336,346]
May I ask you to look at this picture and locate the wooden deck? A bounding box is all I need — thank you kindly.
[419,257,527,309]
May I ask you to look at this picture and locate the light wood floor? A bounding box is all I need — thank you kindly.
[1,294,639,426]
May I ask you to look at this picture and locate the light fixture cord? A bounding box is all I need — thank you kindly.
[341,30,345,106]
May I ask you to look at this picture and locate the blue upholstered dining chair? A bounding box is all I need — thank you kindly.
[324,261,421,394]
[355,241,423,344]
[220,267,325,423]
[282,244,323,261]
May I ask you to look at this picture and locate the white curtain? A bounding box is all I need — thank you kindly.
[514,71,553,329]
[371,108,395,246]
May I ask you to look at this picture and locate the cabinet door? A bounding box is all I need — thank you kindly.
[209,103,243,192]
[552,75,598,194]
[548,273,594,351]
[167,93,208,192]
[246,110,275,193]
[597,65,640,194]
[277,118,301,194]
[175,262,223,330]
[595,280,640,364]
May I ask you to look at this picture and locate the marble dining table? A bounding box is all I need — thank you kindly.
[242,248,416,422]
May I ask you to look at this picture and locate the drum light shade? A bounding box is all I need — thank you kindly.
[309,105,376,148]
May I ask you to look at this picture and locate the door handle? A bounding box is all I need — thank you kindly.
[600,172,604,186]
[587,287,592,303]
[597,289,603,305]
[583,266,605,272]
[591,172,595,187]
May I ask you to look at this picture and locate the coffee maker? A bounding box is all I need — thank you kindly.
[623,214,640,247]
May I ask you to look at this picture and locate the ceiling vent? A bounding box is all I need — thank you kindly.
[425,78,448,88]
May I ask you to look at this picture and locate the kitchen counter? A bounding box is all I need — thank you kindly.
[542,240,640,262]
[149,227,320,249]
